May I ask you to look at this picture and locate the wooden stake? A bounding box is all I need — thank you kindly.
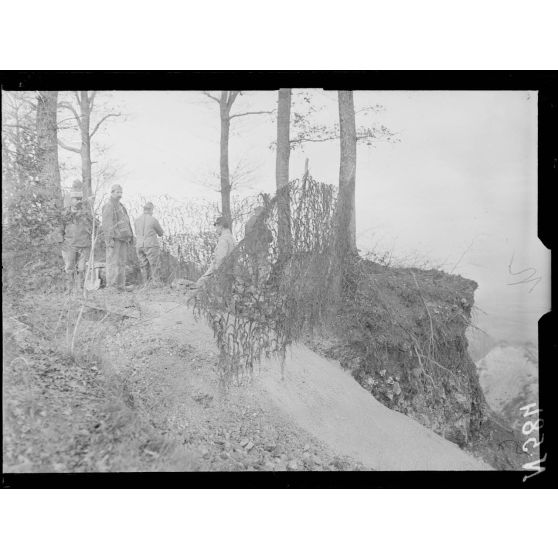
[302,158,309,188]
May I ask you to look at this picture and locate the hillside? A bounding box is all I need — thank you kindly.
[3,287,491,473]
[303,260,528,470]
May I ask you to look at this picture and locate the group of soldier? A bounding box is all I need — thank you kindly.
[60,180,272,294]
[61,181,164,292]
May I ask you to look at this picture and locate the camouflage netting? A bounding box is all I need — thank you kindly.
[190,175,525,469]
[193,175,345,384]
[127,194,268,284]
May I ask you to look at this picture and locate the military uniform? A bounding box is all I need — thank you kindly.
[197,229,235,287]
[102,199,133,289]
[134,212,164,284]
[61,199,92,289]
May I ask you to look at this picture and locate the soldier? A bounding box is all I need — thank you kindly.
[61,180,92,292]
[102,184,133,291]
[192,216,235,293]
[134,201,164,285]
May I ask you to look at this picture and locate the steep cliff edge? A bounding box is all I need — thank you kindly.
[306,260,526,470]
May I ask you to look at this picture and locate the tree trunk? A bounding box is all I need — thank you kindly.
[1,130,15,214]
[36,91,61,202]
[79,92,92,198]
[276,88,292,256]
[219,93,232,224]
[13,107,25,188]
[337,90,357,254]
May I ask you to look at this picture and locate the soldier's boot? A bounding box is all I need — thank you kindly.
[76,271,85,292]
[151,268,162,287]
[65,273,75,293]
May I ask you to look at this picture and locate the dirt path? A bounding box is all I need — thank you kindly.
[133,291,492,471]
[100,292,364,471]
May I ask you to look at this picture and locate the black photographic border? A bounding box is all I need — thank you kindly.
[1,70,556,489]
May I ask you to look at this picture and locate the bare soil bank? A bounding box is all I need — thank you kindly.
[4,287,491,473]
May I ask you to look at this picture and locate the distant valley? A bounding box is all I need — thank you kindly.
[467,329,538,431]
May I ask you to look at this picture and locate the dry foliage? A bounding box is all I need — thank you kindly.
[193,175,349,385]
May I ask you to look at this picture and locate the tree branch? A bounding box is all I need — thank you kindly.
[289,131,396,146]
[356,134,393,141]
[57,116,81,127]
[88,91,97,113]
[58,101,81,123]
[2,123,33,131]
[202,91,221,103]
[58,139,81,154]
[229,110,274,120]
[90,113,120,138]
[289,135,339,145]
[227,91,240,110]
[355,104,384,115]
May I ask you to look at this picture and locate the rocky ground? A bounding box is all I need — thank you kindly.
[3,288,365,473]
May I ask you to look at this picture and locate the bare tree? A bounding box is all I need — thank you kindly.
[289,90,397,149]
[337,90,357,253]
[58,91,120,198]
[2,92,37,191]
[36,91,61,202]
[2,91,64,250]
[286,90,397,255]
[276,88,292,257]
[190,157,260,194]
[2,93,36,224]
[202,91,273,224]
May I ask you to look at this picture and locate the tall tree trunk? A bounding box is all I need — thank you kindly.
[36,91,61,202]
[205,90,269,225]
[337,90,357,254]
[276,88,292,257]
[219,93,232,224]
[79,91,92,198]
[1,130,15,214]
[13,107,25,188]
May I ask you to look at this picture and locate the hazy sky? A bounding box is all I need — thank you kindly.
[58,89,549,344]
